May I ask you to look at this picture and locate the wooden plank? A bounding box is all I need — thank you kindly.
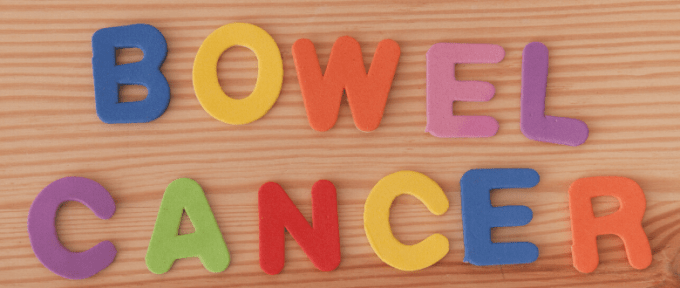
[1,0,680,286]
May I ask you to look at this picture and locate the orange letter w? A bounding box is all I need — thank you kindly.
[292,36,400,132]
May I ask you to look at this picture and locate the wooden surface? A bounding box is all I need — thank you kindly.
[2,0,680,287]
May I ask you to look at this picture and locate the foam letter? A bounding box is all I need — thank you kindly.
[145,178,230,274]
[460,168,540,265]
[425,43,504,137]
[92,24,170,123]
[364,171,449,271]
[259,180,340,274]
[292,36,401,131]
[568,176,651,273]
[27,177,116,279]
[193,23,283,125]
[521,42,589,146]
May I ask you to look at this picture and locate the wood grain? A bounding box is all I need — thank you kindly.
[2,0,680,286]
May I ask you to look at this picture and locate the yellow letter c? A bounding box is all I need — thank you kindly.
[363,171,449,271]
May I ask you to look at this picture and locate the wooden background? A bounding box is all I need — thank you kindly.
[2,0,680,287]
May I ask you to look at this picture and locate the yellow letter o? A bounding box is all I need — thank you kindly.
[193,23,283,124]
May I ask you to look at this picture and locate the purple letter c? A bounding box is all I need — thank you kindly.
[27,177,116,279]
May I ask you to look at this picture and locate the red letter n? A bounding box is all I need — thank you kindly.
[568,176,652,273]
[292,36,401,132]
[258,180,340,274]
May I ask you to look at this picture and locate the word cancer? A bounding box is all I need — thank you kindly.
[27,170,650,280]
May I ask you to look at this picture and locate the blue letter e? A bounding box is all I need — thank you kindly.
[92,24,170,123]
[460,168,540,266]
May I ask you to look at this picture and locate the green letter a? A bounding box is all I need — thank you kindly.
[145,178,230,274]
